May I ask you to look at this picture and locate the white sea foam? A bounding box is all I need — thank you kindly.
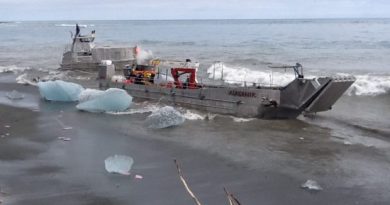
[41,71,69,81]
[108,103,206,121]
[230,116,255,123]
[207,63,390,96]
[343,73,390,96]
[71,76,91,80]
[107,104,161,115]
[15,73,37,86]
[0,65,31,73]
[183,110,206,120]
[207,62,297,86]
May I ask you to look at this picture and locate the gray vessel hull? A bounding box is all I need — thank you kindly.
[104,76,355,119]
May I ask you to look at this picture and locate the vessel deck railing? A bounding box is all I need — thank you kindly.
[125,78,283,90]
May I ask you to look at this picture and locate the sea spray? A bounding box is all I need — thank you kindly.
[208,63,390,96]
[135,46,153,65]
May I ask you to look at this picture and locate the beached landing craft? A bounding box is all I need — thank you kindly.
[60,24,135,71]
[99,62,356,119]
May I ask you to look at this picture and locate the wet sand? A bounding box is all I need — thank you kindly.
[1,82,390,205]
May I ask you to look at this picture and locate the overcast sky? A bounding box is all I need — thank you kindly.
[1,0,390,20]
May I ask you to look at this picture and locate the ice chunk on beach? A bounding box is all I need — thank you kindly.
[6,90,24,100]
[145,106,185,128]
[301,180,323,191]
[104,155,134,175]
[76,88,132,113]
[78,88,104,102]
[37,80,84,102]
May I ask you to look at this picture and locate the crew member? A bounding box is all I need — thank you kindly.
[75,24,80,37]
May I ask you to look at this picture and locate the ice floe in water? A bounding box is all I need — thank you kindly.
[76,88,132,113]
[38,80,84,102]
[145,106,185,128]
[6,90,24,100]
[301,180,323,191]
[104,155,134,175]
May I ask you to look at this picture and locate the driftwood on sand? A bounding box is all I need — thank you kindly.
[174,159,243,205]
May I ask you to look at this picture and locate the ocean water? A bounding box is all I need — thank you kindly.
[1,19,389,117]
[1,19,390,94]
[1,19,390,204]
[1,19,389,126]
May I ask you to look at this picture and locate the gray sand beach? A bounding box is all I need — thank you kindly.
[1,82,390,205]
[1,18,390,205]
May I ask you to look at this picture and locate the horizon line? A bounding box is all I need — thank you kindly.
[3,17,390,22]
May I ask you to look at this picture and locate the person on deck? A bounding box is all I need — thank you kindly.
[75,24,80,37]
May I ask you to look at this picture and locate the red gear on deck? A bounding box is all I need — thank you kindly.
[171,68,197,89]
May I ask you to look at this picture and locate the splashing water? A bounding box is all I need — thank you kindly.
[135,46,153,65]
[208,63,390,96]
[0,65,31,74]
[207,62,296,86]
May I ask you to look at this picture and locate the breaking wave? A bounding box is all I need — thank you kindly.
[107,103,206,121]
[54,24,89,28]
[16,73,37,86]
[183,110,206,120]
[0,65,31,73]
[207,62,296,87]
[230,117,255,122]
[207,63,390,96]
[344,74,390,96]
[107,104,161,115]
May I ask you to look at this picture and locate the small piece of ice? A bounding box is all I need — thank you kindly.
[104,155,134,175]
[134,174,143,179]
[5,133,10,136]
[63,127,73,130]
[343,141,352,145]
[6,90,24,100]
[4,125,10,128]
[58,137,71,141]
[301,180,322,191]
[299,137,304,140]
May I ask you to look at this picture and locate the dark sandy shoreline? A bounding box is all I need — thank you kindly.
[1,82,390,205]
